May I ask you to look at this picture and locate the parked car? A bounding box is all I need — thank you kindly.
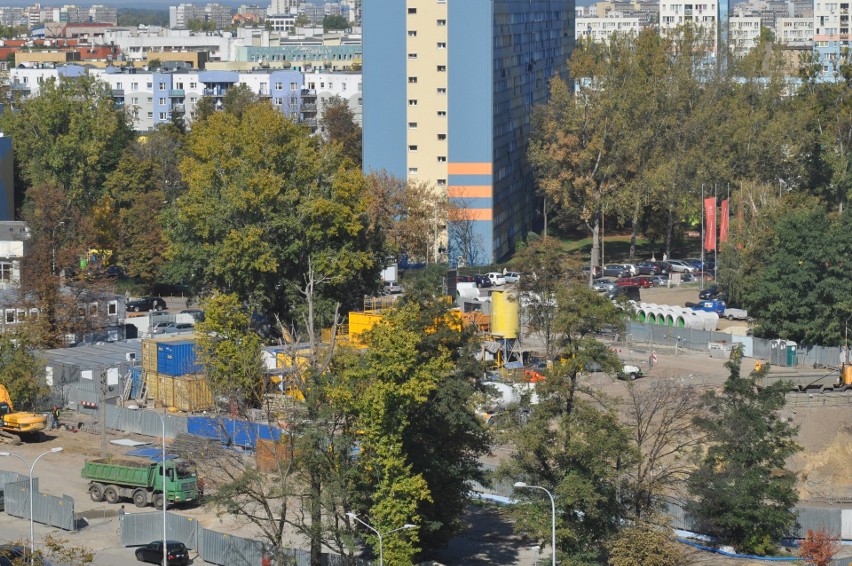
[651,275,668,286]
[383,281,402,295]
[173,322,195,332]
[591,278,617,292]
[617,276,654,288]
[684,258,706,270]
[487,272,506,286]
[699,285,727,301]
[127,297,167,312]
[667,259,697,273]
[607,286,641,301]
[603,265,631,278]
[104,265,128,279]
[135,540,190,566]
[636,261,662,276]
[503,272,520,283]
[456,275,475,284]
[151,321,175,334]
[622,263,638,276]
[472,274,492,288]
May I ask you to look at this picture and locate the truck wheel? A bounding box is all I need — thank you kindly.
[104,486,119,504]
[133,490,147,508]
[89,484,104,502]
[629,372,638,380]
[153,493,164,510]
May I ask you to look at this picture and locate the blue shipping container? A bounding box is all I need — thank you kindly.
[156,341,200,376]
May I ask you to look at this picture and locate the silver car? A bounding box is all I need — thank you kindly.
[592,278,617,292]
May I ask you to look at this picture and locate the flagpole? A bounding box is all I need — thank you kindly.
[701,184,704,290]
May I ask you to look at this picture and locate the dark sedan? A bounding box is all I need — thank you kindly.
[135,541,190,565]
[699,285,727,301]
[603,265,631,278]
[472,274,492,288]
[126,297,168,312]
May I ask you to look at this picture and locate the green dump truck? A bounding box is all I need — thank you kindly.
[81,458,199,509]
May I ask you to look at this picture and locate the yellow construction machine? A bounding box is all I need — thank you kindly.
[0,384,47,442]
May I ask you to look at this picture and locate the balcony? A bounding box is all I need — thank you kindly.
[11,84,30,92]
[112,89,124,96]
[301,118,317,127]
[301,88,317,99]
[172,103,185,113]
[169,89,185,97]
[301,103,316,112]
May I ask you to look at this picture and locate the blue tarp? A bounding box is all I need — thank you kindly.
[187,416,282,450]
[125,447,177,461]
[677,537,799,561]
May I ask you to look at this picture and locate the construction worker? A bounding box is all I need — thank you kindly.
[50,405,61,430]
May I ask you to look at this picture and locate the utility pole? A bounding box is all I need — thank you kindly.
[100,369,108,458]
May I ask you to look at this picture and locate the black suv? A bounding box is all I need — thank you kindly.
[135,541,189,565]
[472,274,492,288]
[699,285,727,301]
[126,297,167,312]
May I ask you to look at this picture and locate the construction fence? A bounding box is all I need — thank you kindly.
[120,511,372,566]
[624,322,844,367]
[1,476,76,531]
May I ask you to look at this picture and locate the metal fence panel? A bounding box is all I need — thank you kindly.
[120,511,197,548]
[830,558,852,566]
[793,507,841,538]
[198,527,264,566]
[3,478,74,530]
[0,470,25,490]
[843,509,852,539]
[106,405,187,439]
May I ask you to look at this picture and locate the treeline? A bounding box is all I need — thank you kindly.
[532,28,851,345]
[116,8,170,27]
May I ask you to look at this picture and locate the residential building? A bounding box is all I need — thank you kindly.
[103,27,232,62]
[776,16,813,44]
[0,222,29,290]
[363,0,575,265]
[729,15,762,55]
[814,0,851,76]
[576,12,642,43]
[268,0,299,16]
[659,0,727,57]
[169,3,233,30]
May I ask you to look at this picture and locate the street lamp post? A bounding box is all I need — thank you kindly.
[514,482,557,566]
[0,447,64,565]
[130,406,167,566]
[345,512,417,566]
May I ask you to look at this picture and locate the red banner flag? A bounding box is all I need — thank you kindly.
[719,199,729,243]
[704,197,716,251]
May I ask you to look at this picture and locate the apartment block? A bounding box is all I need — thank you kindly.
[814,0,851,75]
[576,12,642,43]
[729,15,762,55]
[659,0,726,56]
[363,0,574,265]
[777,16,814,44]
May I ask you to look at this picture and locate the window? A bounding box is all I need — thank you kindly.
[5,309,15,324]
[408,145,418,152]
[190,97,197,103]
[159,82,166,91]
[147,112,153,118]
[408,122,418,129]
[437,179,447,185]
[190,82,197,88]
[437,65,446,72]
[408,167,418,175]
[358,97,362,106]
[342,83,346,91]
[0,262,10,282]
[274,97,282,104]
[159,112,167,120]
[308,82,315,89]
[146,82,152,89]
[131,97,138,104]
[408,99,418,106]
[320,82,325,88]
[108,301,117,316]
[88,302,98,317]
[275,82,283,89]
[408,30,417,37]
[147,97,153,103]
[408,7,416,13]
[437,42,446,49]
[175,82,183,89]
[159,97,167,105]
[437,110,447,117]
[437,156,447,162]
[437,133,446,140]
[437,88,446,95]
[115,82,122,89]
[437,19,446,26]
[408,53,418,60]
[408,76,418,83]
[290,82,297,90]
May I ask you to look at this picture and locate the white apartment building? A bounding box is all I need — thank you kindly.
[576,12,642,43]
[103,27,233,62]
[659,0,722,54]
[302,70,362,127]
[268,0,299,16]
[0,222,30,291]
[777,16,814,44]
[729,15,762,55]
[814,0,851,75]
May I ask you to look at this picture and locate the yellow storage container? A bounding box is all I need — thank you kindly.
[491,291,520,339]
[145,371,214,412]
[348,311,384,345]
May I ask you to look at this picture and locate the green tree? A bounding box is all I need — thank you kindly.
[687,348,800,555]
[0,75,132,209]
[147,58,161,70]
[739,205,851,345]
[163,101,378,326]
[322,14,349,32]
[192,96,217,123]
[0,335,49,411]
[186,18,217,32]
[320,96,362,167]
[498,283,632,562]
[607,522,686,566]
[222,83,259,120]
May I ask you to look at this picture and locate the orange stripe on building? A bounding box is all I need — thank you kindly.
[455,208,492,221]
[447,162,493,175]
[448,185,492,198]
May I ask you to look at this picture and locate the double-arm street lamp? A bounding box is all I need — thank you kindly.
[346,512,417,566]
[0,447,64,565]
[514,481,557,566]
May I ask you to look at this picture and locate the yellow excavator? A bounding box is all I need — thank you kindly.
[0,384,47,442]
